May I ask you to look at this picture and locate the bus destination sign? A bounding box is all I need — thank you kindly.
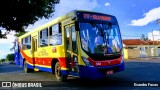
[83,13,111,21]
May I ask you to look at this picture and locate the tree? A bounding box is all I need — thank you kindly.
[140,34,149,41]
[6,53,14,61]
[0,58,5,63]
[0,0,60,38]
[14,31,27,37]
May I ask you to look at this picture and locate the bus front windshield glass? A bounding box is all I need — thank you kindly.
[79,22,122,55]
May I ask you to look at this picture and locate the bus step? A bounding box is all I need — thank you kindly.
[34,68,39,71]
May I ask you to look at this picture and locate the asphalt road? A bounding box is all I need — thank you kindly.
[0,59,160,90]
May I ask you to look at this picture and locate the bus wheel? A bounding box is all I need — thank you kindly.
[24,61,29,73]
[55,62,67,82]
[24,61,33,73]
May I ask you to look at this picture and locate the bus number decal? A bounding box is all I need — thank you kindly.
[96,62,101,66]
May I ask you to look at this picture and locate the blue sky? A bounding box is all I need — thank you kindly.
[0,0,160,59]
[95,0,160,38]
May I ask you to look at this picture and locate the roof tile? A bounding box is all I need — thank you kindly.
[123,39,149,45]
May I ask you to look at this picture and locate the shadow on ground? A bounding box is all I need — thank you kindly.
[0,64,23,73]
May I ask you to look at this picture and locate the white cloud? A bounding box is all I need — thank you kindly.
[54,0,98,18]
[104,2,110,7]
[0,30,16,45]
[129,7,160,26]
[0,49,13,59]
[26,18,49,31]
[0,50,6,59]
[0,30,16,59]
[148,30,160,41]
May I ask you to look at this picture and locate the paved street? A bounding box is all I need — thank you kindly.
[0,59,160,90]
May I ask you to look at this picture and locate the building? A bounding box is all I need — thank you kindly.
[147,41,160,56]
[123,39,149,59]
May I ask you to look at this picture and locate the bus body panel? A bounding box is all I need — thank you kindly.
[19,42,67,72]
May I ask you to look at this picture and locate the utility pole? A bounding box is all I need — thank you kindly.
[157,19,160,24]
[157,19,160,35]
[152,30,155,56]
[157,19,160,56]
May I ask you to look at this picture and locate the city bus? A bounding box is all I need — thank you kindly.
[14,10,124,81]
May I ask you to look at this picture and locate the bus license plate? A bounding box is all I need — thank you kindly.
[106,70,113,74]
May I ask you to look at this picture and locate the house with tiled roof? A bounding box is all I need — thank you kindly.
[123,39,149,59]
[146,41,160,56]
[147,41,160,45]
[123,39,160,59]
[123,39,149,46]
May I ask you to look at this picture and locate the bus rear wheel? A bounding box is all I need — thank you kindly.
[55,62,67,81]
[24,60,33,73]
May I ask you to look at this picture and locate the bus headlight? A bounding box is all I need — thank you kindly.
[82,57,93,67]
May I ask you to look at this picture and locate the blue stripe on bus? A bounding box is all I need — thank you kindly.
[61,70,68,75]
[14,52,19,65]
[25,62,52,73]
[68,71,79,77]
[27,63,34,69]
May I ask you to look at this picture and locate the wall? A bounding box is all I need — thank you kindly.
[123,44,160,59]
[128,49,140,58]
[123,48,128,60]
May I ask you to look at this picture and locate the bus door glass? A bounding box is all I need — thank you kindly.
[32,36,37,67]
[65,25,78,73]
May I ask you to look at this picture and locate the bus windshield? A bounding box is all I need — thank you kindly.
[79,22,122,56]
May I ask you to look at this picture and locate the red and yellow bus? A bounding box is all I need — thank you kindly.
[14,10,124,81]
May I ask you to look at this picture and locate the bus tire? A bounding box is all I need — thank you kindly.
[24,60,33,73]
[55,62,67,82]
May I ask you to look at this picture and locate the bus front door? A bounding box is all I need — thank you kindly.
[65,25,79,75]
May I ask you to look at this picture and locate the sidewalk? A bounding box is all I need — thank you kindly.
[125,56,160,60]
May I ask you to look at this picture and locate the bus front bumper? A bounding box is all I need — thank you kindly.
[79,62,124,80]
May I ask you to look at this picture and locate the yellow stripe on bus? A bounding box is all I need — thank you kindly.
[61,68,68,70]
[26,61,51,68]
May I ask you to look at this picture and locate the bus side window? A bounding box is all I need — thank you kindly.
[40,28,48,47]
[49,23,62,46]
[21,36,31,50]
[21,39,25,50]
[26,36,31,49]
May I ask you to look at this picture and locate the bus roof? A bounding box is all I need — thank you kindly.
[18,10,116,39]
